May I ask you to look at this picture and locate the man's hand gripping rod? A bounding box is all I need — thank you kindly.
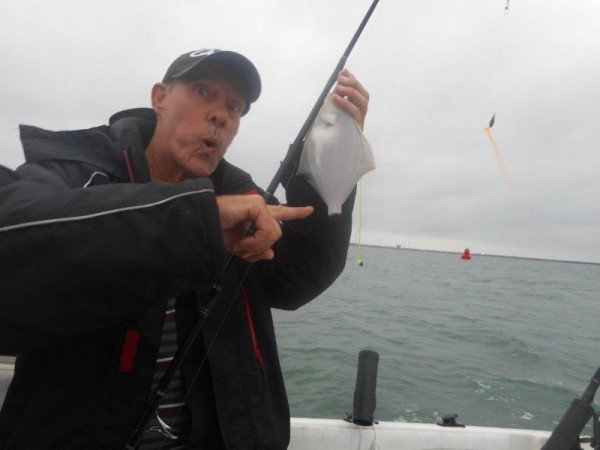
[125,1,379,447]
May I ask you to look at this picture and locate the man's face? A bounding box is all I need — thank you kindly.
[151,68,246,179]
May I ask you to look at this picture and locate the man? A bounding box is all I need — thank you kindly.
[0,49,369,449]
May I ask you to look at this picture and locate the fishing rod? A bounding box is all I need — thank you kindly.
[125,1,379,447]
[542,367,600,450]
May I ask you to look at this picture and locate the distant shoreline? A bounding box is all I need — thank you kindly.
[349,243,600,266]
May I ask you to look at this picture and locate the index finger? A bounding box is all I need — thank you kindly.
[267,205,314,222]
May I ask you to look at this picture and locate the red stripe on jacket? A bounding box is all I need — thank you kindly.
[118,330,141,372]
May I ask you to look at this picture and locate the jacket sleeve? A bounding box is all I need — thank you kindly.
[253,174,355,310]
[0,162,226,353]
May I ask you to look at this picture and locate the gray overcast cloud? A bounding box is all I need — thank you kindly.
[1,0,599,263]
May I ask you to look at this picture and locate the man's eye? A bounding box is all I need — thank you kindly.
[196,86,208,96]
[228,102,243,114]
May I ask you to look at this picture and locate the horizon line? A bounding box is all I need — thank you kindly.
[349,243,600,266]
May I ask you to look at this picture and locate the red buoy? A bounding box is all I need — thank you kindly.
[461,248,471,260]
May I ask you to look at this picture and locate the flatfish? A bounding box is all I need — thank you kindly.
[298,96,375,215]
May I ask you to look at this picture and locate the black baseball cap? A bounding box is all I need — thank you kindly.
[162,49,261,115]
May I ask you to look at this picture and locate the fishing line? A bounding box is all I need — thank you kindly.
[355,179,364,266]
[353,185,363,304]
[484,0,531,224]
[344,0,386,70]
[354,255,361,304]
[0,113,20,124]
[0,114,21,134]
[347,0,386,268]
[358,426,363,449]
[491,0,510,115]
[370,424,381,450]
[358,196,398,228]
[351,193,396,270]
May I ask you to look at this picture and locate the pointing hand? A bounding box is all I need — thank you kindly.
[216,195,313,262]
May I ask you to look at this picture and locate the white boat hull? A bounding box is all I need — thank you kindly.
[1,364,593,449]
[289,418,592,450]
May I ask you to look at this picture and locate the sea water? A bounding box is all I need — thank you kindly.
[274,246,599,431]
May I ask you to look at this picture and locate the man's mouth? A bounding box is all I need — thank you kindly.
[201,138,218,151]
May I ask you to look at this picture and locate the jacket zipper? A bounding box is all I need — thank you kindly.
[241,284,264,372]
[118,147,142,373]
[242,189,266,375]
[123,147,137,183]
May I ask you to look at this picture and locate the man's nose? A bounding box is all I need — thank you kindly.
[209,102,228,128]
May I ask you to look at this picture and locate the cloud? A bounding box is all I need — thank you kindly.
[1,0,599,262]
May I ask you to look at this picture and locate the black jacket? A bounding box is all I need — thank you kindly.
[0,108,354,449]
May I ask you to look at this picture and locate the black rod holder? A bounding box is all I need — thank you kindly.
[352,350,379,426]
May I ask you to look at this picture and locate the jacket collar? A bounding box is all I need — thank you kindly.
[108,108,156,183]
[19,107,255,192]
[18,108,157,183]
[19,123,127,179]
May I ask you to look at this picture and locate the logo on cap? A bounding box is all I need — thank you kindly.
[189,49,216,58]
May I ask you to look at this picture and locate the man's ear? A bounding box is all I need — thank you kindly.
[151,83,168,113]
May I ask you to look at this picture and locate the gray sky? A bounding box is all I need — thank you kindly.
[1,0,599,263]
